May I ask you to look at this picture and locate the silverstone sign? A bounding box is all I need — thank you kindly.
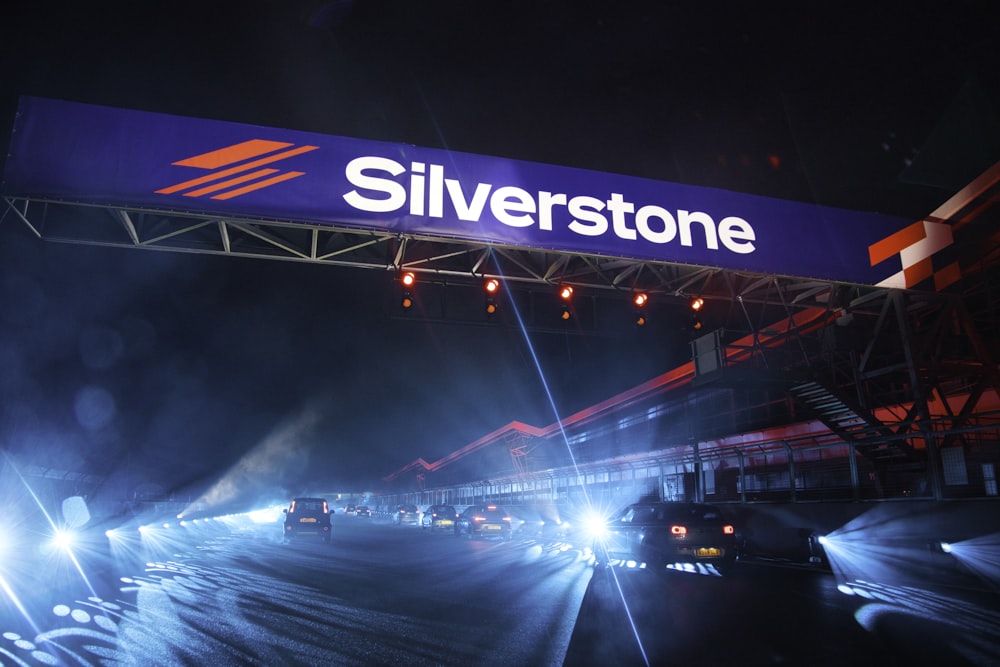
[2,96,932,286]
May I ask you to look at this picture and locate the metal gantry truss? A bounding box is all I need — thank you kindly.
[2,196,882,317]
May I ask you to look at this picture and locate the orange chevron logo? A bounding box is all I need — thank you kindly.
[868,219,959,291]
[156,139,319,200]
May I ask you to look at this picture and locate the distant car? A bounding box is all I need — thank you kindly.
[506,506,547,538]
[502,503,577,540]
[283,497,332,543]
[355,506,371,517]
[421,504,458,530]
[394,504,420,525]
[592,501,737,573]
[455,504,512,540]
[344,505,357,516]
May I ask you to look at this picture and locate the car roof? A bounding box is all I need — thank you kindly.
[622,502,726,521]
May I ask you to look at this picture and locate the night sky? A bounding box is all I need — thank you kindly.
[1,1,997,505]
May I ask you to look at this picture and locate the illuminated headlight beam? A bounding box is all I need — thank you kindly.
[939,533,1000,588]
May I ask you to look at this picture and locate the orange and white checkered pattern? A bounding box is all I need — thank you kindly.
[868,219,960,290]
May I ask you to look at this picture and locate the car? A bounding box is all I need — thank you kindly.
[355,506,371,517]
[283,497,332,543]
[393,504,420,525]
[455,504,513,540]
[506,501,583,541]
[421,504,458,530]
[344,505,357,515]
[592,501,737,573]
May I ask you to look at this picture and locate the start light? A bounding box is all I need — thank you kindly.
[670,525,687,536]
[723,525,735,535]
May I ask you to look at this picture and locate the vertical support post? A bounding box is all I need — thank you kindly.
[783,440,796,503]
[893,291,944,500]
[692,442,703,503]
[848,438,860,500]
[736,449,746,504]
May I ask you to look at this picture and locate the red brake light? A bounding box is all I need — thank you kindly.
[723,525,735,535]
[473,515,486,522]
[670,525,687,536]
[502,516,511,523]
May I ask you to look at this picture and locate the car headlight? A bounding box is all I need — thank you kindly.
[583,513,608,540]
[52,529,76,550]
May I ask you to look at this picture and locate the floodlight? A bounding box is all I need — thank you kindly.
[52,529,75,550]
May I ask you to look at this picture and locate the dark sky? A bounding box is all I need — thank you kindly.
[1,1,997,504]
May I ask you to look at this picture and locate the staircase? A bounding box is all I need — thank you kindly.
[788,380,920,465]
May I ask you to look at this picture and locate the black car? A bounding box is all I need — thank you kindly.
[593,502,737,573]
[421,504,458,530]
[355,506,371,517]
[394,504,420,525]
[455,504,512,540]
[283,497,332,543]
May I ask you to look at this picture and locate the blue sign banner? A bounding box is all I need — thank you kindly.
[2,96,925,285]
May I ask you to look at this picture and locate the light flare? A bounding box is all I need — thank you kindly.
[489,248,650,667]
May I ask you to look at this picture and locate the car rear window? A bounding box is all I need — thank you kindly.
[293,500,325,513]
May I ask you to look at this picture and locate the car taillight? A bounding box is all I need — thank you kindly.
[670,525,687,536]
[723,525,735,535]
[502,516,511,523]
[473,516,486,522]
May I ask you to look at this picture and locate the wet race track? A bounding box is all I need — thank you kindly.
[2,512,999,666]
